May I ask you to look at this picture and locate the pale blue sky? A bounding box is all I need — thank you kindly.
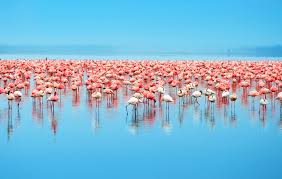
[1,0,282,52]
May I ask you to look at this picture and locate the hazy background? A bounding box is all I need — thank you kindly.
[1,0,282,57]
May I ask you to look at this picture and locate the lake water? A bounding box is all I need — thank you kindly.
[0,58,282,179]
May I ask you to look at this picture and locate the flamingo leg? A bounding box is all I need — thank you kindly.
[126,104,129,115]
[196,98,200,105]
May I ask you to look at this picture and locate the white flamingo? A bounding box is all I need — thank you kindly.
[192,90,202,104]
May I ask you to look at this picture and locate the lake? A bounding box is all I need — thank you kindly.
[0,58,281,179]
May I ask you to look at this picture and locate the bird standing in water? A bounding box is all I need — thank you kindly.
[126,96,142,115]
[92,91,102,107]
[260,98,268,107]
[229,93,237,113]
[192,90,202,105]
[7,91,15,110]
[222,90,230,103]
[276,92,282,104]
[47,92,59,112]
[259,98,268,119]
[177,89,186,104]
[162,94,174,113]
[14,90,23,108]
[208,94,216,114]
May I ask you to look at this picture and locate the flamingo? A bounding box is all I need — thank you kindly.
[133,92,144,101]
[45,87,53,95]
[177,89,186,104]
[202,88,215,103]
[103,88,114,101]
[92,91,102,100]
[37,90,45,104]
[157,86,165,94]
[7,91,15,109]
[71,84,78,91]
[203,88,215,96]
[270,86,278,93]
[0,59,281,128]
[229,93,237,112]
[260,98,268,108]
[92,91,102,108]
[145,91,156,105]
[47,92,59,112]
[208,94,216,113]
[222,90,230,102]
[126,96,142,115]
[249,90,260,106]
[162,94,174,112]
[229,93,237,103]
[186,82,196,91]
[31,89,38,101]
[157,86,165,100]
[14,90,22,108]
[192,90,202,105]
[276,92,282,106]
[0,87,5,94]
[259,87,270,99]
[208,94,216,103]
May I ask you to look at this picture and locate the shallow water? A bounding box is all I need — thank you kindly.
[0,79,281,179]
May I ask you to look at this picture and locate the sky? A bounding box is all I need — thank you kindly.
[1,0,282,53]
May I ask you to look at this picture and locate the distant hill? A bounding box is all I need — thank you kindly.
[227,45,282,57]
[0,45,115,55]
[0,44,282,57]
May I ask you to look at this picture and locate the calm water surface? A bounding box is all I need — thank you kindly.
[0,75,282,179]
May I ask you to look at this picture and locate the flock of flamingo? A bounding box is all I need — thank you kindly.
[0,59,282,135]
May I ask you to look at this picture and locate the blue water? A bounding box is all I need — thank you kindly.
[0,61,281,179]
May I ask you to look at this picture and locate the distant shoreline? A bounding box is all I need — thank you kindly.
[0,54,281,61]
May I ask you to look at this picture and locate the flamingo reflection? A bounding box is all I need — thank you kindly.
[7,106,13,141]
